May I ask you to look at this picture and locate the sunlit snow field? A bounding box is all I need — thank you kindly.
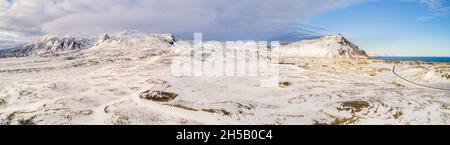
[0,32,449,125]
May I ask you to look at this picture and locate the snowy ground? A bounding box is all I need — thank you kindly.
[0,41,449,125]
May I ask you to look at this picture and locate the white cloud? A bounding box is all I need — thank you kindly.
[0,0,364,40]
[422,0,449,13]
[404,0,450,21]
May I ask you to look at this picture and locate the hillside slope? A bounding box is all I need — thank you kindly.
[279,34,368,58]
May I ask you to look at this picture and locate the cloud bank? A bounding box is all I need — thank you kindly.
[0,39,23,49]
[0,0,364,40]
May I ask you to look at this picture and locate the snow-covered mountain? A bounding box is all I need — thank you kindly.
[1,31,450,125]
[0,36,94,58]
[0,30,177,58]
[279,34,368,58]
[0,31,365,59]
[93,30,176,50]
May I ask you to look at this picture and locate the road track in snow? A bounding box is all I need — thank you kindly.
[392,65,450,91]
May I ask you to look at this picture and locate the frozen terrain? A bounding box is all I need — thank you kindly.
[0,31,449,125]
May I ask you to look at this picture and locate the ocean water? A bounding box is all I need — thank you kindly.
[374,57,450,63]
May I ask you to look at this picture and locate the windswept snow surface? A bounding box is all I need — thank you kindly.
[0,32,449,125]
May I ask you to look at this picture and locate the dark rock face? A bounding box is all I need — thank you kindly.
[335,34,368,58]
[96,34,111,44]
[102,35,111,41]
[162,34,177,45]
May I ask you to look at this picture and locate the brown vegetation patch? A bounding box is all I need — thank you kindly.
[393,111,403,119]
[369,67,391,76]
[278,81,292,88]
[202,108,217,113]
[0,98,6,106]
[357,60,370,65]
[18,117,36,125]
[332,117,359,125]
[440,102,450,110]
[392,82,406,88]
[433,65,450,79]
[338,101,370,113]
[139,90,178,102]
[166,103,198,111]
[201,108,232,116]
[220,109,232,116]
[237,103,256,110]
[19,90,33,96]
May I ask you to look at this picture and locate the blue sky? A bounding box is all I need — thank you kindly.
[307,0,450,56]
[0,0,449,56]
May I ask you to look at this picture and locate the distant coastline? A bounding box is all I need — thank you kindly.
[374,56,450,63]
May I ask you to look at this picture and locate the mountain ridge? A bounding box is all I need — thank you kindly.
[0,31,367,59]
[0,31,177,58]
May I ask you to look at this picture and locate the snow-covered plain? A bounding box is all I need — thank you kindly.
[0,31,449,125]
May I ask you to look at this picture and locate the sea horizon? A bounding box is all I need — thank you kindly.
[374,56,450,63]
